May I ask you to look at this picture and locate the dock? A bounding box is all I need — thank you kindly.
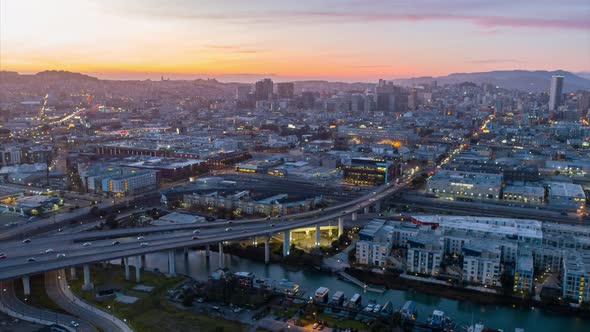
[337,272,385,293]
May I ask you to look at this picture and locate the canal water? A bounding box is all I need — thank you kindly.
[131,250,590,332]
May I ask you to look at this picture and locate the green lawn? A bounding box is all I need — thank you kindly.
[69,265,247,332]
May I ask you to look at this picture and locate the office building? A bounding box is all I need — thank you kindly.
[101,169,158,196]
[255,78,274,101]
[276,82,295,99]
[236,85,251,102]
[425,170,502,201]
[342,157,398,185]
[549,75,564,112]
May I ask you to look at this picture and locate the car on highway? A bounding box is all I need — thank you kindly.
[70,321,80,328]
[192,236,200,240]
[56,253,66,259]
[45,249,54,254]
[265,216,271,220]
[270,224,275,227]
[241,230,248,233]
[192,229,200,234]
[112,240,120,245]
[27,257,36,262]
[0,253,6,260]
[22,239,31,244]
[225,228,232,232]
[137,236,145,240]
[227,221,233,224]
[82,242,92,247]
[140,242,149,247]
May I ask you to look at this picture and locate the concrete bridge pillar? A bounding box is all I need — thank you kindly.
[82,264,93,290]
[183,248,189,257]
[218,243,224,268]
[315,224,321,247]
[124,257,130,281]
[168,250,176,276]
[70,266,77,279]
[338,217,344,237]
[283,231,291,256]
[375,201,381,213]
[135,257,141,283]
[264,236,270,264]
[22,276,30,296]
[351,212,358,221]
[205,245,210,258]
[363,206,369,214]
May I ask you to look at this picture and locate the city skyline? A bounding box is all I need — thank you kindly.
[1,0,590,81]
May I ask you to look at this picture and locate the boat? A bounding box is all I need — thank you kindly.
[466,323,485,332]
[400,301,417,321]
[363,299,376,312]
[427,310,455,330]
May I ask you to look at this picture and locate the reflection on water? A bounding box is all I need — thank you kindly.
[123,249,590,332]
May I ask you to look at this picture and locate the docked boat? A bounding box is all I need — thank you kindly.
[400,301,417,321]
[427,310,455,330]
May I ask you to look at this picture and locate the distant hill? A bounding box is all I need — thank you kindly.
[392,70,590,92]
[0,70,99,84]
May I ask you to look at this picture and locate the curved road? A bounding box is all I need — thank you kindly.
[0,177,419,280]
[45,270,130,332]
[0,279,92,332]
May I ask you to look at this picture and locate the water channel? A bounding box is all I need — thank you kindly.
[129,250,590,332]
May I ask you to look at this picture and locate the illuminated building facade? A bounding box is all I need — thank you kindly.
[342,157,398,186]
[426,170,502,201]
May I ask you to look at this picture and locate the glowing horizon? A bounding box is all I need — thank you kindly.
[1,0,589,81]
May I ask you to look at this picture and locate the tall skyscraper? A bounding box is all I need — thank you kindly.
[236,85,251,102]
[549,75,564,111]
[255,78,274,101]
[276,82,295,99]
[376,79,398,114]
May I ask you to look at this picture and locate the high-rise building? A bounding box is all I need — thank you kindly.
[236,85,251,102]
[408,89,418,110]
[375,79,399,114]
[255,78,274,101]
[301,91,315,109]
[276,82,295,99]
[549,75,564,111]
[578,91,590,116]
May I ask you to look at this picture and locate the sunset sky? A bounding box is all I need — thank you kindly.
[1,0,589,81]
